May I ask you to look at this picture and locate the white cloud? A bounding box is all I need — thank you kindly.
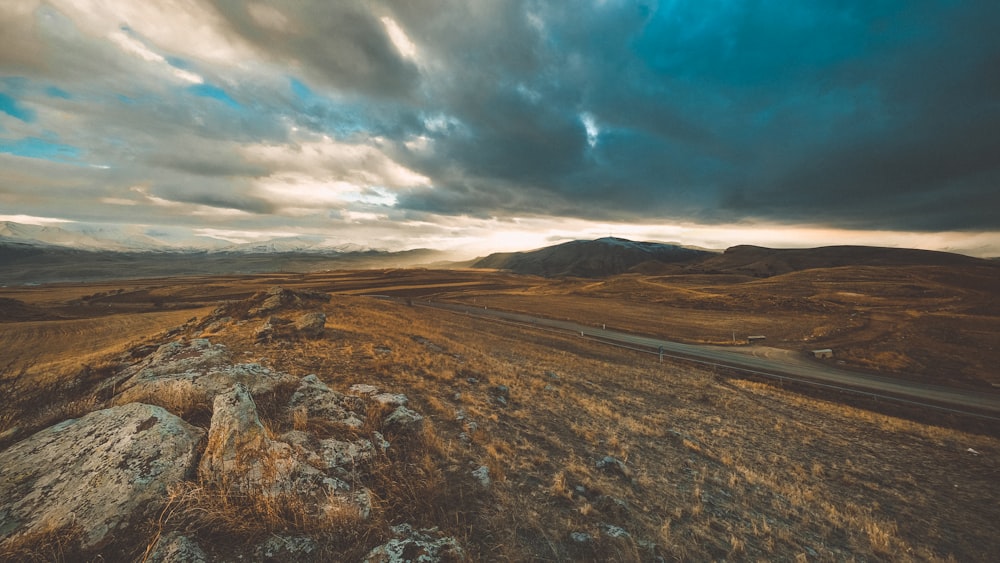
[50,0,250,65]
[244,134,429,212]
[0,214,74,225]
[105,29,203,83]
[380,16,417,60]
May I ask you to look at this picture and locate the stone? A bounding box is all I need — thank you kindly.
[471,465,491,488]
[199,384,373,520]
[147,532,208,563]
[318,438,377,473]
[372,393,408,407]
[288,375,364,428]
[383,406,424,434]
[113,340,295,415]
[570,531,593,544]
[600,523,631,539]
[0,403,204,551]
[198,382,270,483]
[595,456,631,480]
[363,524,464,562]
[295,312,326,338]
[350,383,380,396]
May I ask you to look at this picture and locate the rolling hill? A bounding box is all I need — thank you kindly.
[473,238,991,278]
[472,237,714,277]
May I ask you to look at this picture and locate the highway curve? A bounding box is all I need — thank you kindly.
[418,300,1000,416]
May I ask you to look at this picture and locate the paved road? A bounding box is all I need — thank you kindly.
[418,300,1000,416]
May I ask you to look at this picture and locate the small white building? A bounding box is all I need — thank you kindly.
[747,335,766,345]
[811,348,834,359]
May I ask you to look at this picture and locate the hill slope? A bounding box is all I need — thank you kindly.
[473,237,714,277]
[690,244,987,277]
[474,238,990,278]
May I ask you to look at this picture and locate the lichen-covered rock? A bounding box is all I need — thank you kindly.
[113,340,295,416]
[295,311,326,338]
[0,403,204,551]
[363,524,465,562]
[146,532,207,563]
[373,393,408,407]
[199,384,373,520]
[198,382,270,483]
[383,405,424,434]
[289,374,364,428]
[349,383,380,396]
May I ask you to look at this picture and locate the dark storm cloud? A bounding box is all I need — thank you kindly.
[382,0,1000,231]
[207,0,420,99]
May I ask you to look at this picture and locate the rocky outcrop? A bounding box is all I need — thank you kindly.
[288,374,365,428]
[0,403,204,551]
[199,383,374,522]
[364,524,465,562]
[294,311,326,338]
[112,339,296,416]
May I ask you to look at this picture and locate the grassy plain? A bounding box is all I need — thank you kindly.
[1,268,999,560]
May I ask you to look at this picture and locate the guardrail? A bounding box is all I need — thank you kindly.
[407,298,1000,422]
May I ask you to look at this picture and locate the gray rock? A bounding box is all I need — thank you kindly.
[383,406,424,434]
[289,375,364,428]
[318,438,377,472]
[295,312,326,338]
[570,531,593,544]
[200,384,373,520]
[471,465,491,488]
[0,403,204,551]
[363,524,464,562]
[199,382,270,483]
[147,532,207,563]
[113,340,295,415]
[373,392,408,407]
[349,383,380,396]
[595,456,631,479]
[600,523,631,539]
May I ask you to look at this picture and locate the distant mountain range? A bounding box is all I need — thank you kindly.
[0,221,446,285]
[4,219,995,284]
[0,221,376,254]
[473,237,992,278]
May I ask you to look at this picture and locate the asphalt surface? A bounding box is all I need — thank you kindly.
[418,300,1000,416]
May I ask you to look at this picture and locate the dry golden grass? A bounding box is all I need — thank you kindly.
[2,269,999,560]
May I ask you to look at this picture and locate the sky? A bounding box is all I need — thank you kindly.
[1,0,999,257]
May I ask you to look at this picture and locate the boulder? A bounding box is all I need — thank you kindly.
[294,311,327,338]
[363,524,464,562]
[199,384,373,520]
[289,375,364,428]
[0,403,204,551]
[595,455,631,480]
[113,340,295,417]
[198,382,270,482]
[383,406,424,434]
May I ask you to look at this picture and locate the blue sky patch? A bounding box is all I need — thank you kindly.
[0,92,36,122]
[0,136,81,162]
[188,83,241,109]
